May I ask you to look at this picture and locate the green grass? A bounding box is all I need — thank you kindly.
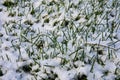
[0,0,120,80]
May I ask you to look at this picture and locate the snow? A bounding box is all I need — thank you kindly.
[54,67,77,80]
[0,12,14,24]
[32,22,56,34]
[40,59,61,67]
[0,0,120,80]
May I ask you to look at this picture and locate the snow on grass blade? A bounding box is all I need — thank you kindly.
[0,0,120,80]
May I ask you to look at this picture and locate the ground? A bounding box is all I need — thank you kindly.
[0,0,120,80]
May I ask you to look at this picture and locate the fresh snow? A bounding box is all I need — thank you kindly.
[0,0,120,80]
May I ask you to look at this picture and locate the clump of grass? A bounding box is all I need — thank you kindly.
[77,73,87,80]
[3,0,17,7]
[21,65,32,73]
[44,71,58,80]
[61,19,69,27]
[0,8,2,12]
[8,12,16,17]
[0,33,3,37]
[115,75,120,80]
[0,68,3,76]
[24,20,33,26]
[30,9,35,15]
[44,18,50,23]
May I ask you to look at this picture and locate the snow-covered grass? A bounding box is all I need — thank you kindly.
[0,0,120,80]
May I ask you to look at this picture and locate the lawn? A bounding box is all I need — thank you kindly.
[0,0,120,80]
